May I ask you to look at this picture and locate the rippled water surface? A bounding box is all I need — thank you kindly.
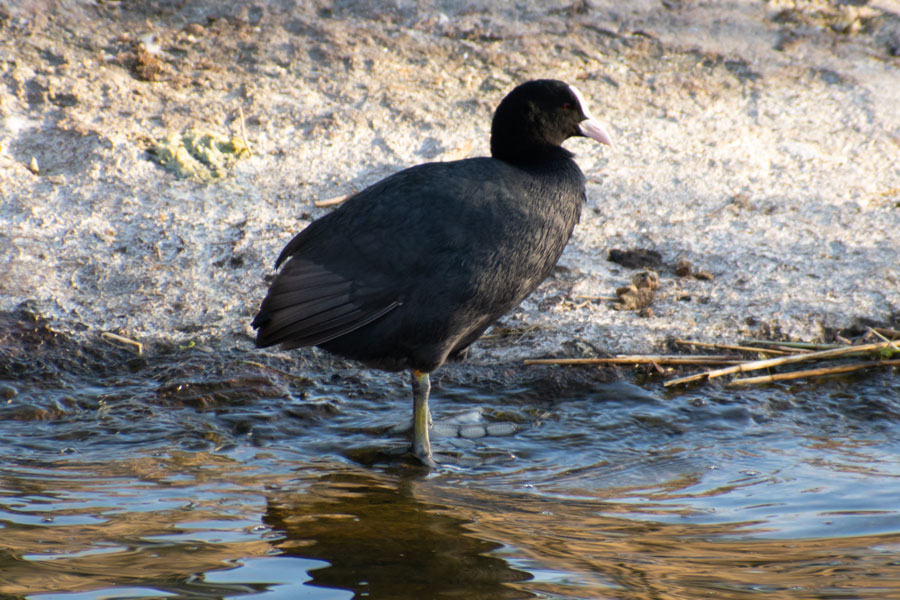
[2,321,900,599]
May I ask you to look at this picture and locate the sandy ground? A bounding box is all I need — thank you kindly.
[1,0,899,364]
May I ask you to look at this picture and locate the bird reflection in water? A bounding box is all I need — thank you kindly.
[263,471,533,600]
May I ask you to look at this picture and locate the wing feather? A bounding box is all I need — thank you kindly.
[253,257,399,349]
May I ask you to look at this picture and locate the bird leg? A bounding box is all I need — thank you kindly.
[411,370,436,466]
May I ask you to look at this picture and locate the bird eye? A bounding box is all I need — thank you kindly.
[562,102,573,110]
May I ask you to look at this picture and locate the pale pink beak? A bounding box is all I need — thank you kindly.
[579,118,613,146]
[569,84,613,146]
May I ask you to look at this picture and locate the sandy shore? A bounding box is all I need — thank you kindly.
[1,0,898,363]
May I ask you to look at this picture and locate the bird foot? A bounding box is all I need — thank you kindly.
[412,448,440,469]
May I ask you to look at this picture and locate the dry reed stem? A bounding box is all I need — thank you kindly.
[766,345,815,354]
[873,327,900,338]
[726,360,900,386]
[664,341,896,387]
[673,339,790,355]
[740,339,842,351]
[524,355,743,366]
[704,341,892,378]
[867,327,900,349]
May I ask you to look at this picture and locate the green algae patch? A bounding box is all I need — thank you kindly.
[150,129,250,180]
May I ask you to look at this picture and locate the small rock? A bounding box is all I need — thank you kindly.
[886,26,900,57]
[614,269,658,311]
[775,30,805,52]
[674,258,713,280]
[675,258,693,277]
[608,248,663,269]
[184,22,206,37]
[118,45,165,82]
[632,269,659,290]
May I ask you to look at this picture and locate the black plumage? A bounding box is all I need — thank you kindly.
[252,79,611,465]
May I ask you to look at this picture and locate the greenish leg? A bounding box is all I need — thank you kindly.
[411,370,436,467]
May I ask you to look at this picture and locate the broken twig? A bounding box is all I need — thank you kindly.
[101,331,143,355]
[240,359,309,383]
[314,193,352,208]
[238,106,253,157]
[574,294,620,302]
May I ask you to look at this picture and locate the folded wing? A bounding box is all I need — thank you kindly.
[252,256,400,349]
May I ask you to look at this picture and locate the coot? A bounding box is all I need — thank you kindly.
[252,79,611,465]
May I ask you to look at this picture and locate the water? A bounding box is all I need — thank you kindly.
[2,313,900,599]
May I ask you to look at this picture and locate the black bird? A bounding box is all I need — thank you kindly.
[252,79,611,465]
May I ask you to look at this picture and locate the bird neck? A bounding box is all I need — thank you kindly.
[490,140,574,166]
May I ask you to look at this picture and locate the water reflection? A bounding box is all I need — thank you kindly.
[2,316,900,599]
[3,450,900,599]
[264,470,533,600]
[261,467,900,600]
[0,453,284,598]
[425,484,900,599]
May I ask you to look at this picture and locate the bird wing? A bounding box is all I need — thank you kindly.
[252,256,400,349]
[252,158,556,351]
